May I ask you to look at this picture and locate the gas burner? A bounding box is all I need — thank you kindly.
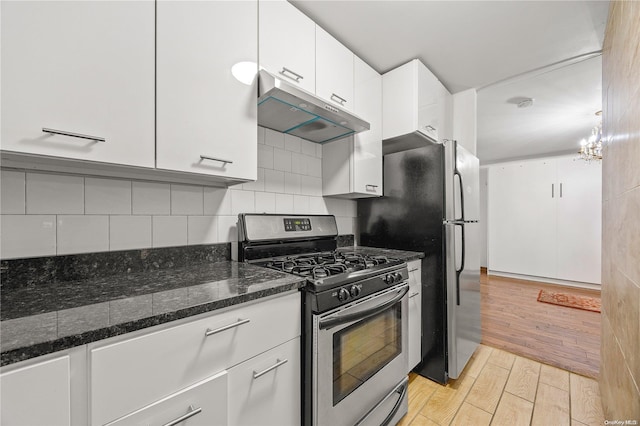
[266,260,298,273]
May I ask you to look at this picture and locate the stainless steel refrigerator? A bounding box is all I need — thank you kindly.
[358,140,481,384]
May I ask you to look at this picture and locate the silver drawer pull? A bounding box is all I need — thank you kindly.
[205,318,250,336]
[279,67,304,82]
[365,184,378,191]
[42,128,105,143]
[161,405,202,426]
[424,125,436,132]
[409,292,420,298]
[200,155,233,165]
[330,93,347,105]
[253,358,288,379]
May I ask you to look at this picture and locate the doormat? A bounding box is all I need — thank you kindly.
[537,289,601,313]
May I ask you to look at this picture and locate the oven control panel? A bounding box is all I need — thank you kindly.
[284,217,312,232]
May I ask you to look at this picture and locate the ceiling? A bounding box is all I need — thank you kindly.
[289,0,610,163]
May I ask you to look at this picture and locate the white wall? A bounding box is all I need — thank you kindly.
[0,127,357,259]
[452,89,477,155]
[479,167,488,267]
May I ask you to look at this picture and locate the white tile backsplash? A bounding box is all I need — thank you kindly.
[1,129,358,258]
[1,171,25,214]
[230,189,255,215]
[273,148,292,173]
[264,128,285,148]
[85,178,131,215]
[187,216,218,245]
[0,215,56,259]
[26,173,84,214]
[57,215,109,255]
[110,216,152,251]
[255,192,276,213]
[152,216,187,248]
[264,169,285,193]
[171,184,203,215]
[132,181,170,215]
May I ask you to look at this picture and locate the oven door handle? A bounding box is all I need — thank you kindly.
[319,285,409,330]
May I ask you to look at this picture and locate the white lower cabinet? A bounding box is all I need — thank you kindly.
[0,355,71,426]
[105,372,228,426]
[228,337,301,426]
[90,292,301,425]
[407,260,422,371]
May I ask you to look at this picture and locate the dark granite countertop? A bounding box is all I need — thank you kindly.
[337,246,425,262]
[0,261,305,367]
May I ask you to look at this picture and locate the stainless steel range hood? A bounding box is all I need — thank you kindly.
[257,70,370,144]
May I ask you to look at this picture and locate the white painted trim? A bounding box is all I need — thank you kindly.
[488,270,601,291]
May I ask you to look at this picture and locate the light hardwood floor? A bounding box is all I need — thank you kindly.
[400,345,605,426]
[480,272,601,378]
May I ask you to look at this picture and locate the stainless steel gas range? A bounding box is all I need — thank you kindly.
[238,214,409,426]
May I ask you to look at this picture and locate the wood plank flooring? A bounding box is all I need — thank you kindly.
[400,345,605,426]
[480,272,601,378]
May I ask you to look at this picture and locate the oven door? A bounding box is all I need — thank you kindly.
[313,282,409,426]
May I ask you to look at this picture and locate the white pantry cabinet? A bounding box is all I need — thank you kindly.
[407,260,422,371]
[488,156,601,284]
[259,0,316,94]
[315,26,355,112]
[0,1,155,168]
[156,0,257,182]
[323,57,382,198]
[0,355,71,426]
[383,59,450,145]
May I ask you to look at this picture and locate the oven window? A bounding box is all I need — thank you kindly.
[332,303,402,405]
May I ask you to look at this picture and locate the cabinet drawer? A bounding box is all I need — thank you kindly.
[90,293,301,425]
[228,337,301,426]
[105,371,227,426]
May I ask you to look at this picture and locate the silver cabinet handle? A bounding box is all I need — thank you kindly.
[560,183,563,198]
[42,128,105,143]
[279,67,304,82]
[253,358,288,379]
[552,183,554,198]
[204,318,250,336]
[424,125,436,132]
[330,93,347,105]
[365,184,378,192]
[409,292,420,298]
[200,155,233,165]
[161,405,202,426]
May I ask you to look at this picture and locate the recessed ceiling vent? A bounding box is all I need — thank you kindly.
[517,98,535,108]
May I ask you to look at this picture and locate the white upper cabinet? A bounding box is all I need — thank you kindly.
[156,1,257,182]
[1,1,155,168]
[315,27,355,112]
[322,57,382,198]
[259,0,316,94]
[383,59,449,143]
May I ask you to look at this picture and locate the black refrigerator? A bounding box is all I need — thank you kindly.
[358,140,481,384]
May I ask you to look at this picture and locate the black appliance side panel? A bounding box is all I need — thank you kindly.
[358,144,448,384]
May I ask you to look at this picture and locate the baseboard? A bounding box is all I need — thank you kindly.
[487,270,601,291]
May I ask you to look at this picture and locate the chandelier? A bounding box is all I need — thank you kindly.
[578,111,602,162]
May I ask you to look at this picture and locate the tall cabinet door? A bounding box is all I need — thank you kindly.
[316,27,354,112]
[488,159,557,278]
[1,1,155,167]
[156,0,257,181]
[556,158,602,284]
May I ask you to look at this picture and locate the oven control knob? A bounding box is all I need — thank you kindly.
[337,288,350,302]
[350,285,361,298]
[385,274,395,284]
[394,272,403,281]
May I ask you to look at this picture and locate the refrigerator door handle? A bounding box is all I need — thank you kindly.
[453,142,465,222]
[444,221,466,305]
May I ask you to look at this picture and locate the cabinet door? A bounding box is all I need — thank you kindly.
[105,372,227,426]
[1,1,154,167]
[156,0,257,181]
[417,64,441,141]
[556,158,602,284]
[316,27,355,112]
[228,337,301,426]
[0,356,70,426]
[488,160,557,278]
[259,0,316,94]
[407,261,422,371]
[353,57,383,196]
